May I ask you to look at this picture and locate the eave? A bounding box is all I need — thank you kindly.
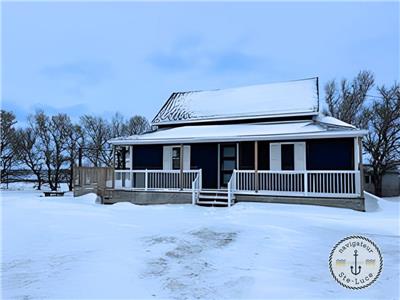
[109,129,368,146]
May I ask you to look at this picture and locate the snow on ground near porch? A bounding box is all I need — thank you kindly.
[1,186,399,299]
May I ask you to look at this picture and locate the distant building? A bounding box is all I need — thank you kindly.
[364,164,400,197]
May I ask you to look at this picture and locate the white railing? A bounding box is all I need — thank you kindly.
[234,170,361,198]
[227,171,236,207]
[307,171,360,197]
[114,169,201,191]
[192,170,202,205]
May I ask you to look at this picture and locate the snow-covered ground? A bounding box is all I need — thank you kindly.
[1,186,399,299]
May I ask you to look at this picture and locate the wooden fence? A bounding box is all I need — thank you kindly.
[73,166,114,197]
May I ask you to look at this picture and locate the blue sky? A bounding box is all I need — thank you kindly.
[2,1,399,124]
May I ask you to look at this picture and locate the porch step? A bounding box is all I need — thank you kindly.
[196,200,229,206]
[200,190,228,195]
[197,190,234,207]
[198,195,228,200]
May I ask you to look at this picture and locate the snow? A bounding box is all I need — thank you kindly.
[152,78,319,125]
[315,115,356,128]
[1,190,399,299]
[110,120,365,145]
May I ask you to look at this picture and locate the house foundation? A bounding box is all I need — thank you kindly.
[100,190,365,211]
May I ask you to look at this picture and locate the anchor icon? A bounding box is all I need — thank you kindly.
[350,249,362,275]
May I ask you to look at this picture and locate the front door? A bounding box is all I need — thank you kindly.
[220,144,237,188]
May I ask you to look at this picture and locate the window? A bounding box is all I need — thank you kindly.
[223,160,235,170]
[172,147,181,170]
[281,144,295,170]
[365,175,371,184]
[270,142,305,171]
[223,146,235,157]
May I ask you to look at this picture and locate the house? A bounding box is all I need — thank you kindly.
[75,78,368,211]
[364,164,400,197]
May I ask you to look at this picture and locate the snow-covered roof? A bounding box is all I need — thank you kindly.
[314,115,356,129]
[152,78,319,125]
[110,116,366,145]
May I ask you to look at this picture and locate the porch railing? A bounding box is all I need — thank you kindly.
[114,169,361,198]
[227,172,236,207]
[234,170,361,198]
[192,170,202,204]
[114,169,201,191]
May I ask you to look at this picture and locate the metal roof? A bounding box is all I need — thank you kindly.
[152,78,319,126]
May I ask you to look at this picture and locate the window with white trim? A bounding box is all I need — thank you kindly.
[270,142,306,171]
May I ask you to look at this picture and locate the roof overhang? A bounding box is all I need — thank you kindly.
[109,128,368,146]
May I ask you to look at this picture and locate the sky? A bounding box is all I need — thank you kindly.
[1,1,399,124]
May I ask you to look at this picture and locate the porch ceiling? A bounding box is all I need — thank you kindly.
[109,119,367,145]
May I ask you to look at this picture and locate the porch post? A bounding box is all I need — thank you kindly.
[354,137,361,196]
[113,145,116,169]
[217,144,220,189]
[354,137,360,171]
[358,137,365,197]
[236,143,240,170]
[112,145,116,189]
[180,144,184,191]
[129,146,133,189]
[254,141,259,193]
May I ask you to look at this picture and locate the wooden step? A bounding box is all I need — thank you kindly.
[200,190,228,195]
[198,194,228,201]
[196,200,229,206]
[195,189,235,207]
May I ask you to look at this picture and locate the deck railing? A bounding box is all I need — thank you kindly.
[227,172,236,207]
[114,169,361,198]
[191,170,202,204]
[114,169,201,191]
[234,170,361,198]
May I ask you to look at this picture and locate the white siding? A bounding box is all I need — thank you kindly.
[270,143,281,170]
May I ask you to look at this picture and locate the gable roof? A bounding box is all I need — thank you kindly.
[152,77,319,126]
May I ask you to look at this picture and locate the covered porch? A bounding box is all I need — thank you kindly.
[112,136,364,207]
[106,118,367,209]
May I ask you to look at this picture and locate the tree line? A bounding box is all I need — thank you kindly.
[0,111,149,191]
[324,70,399,196]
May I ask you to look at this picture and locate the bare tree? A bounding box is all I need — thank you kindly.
[80,115,113,167]
[363,84,400,196]
[125,115,150,135]
[65,123,84,191]
[79,113,149,168]
[110,112,126,137]
[325,70,375,127]
[34,111,70,191]
[1,110,17,186]
[14,124,44,190]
